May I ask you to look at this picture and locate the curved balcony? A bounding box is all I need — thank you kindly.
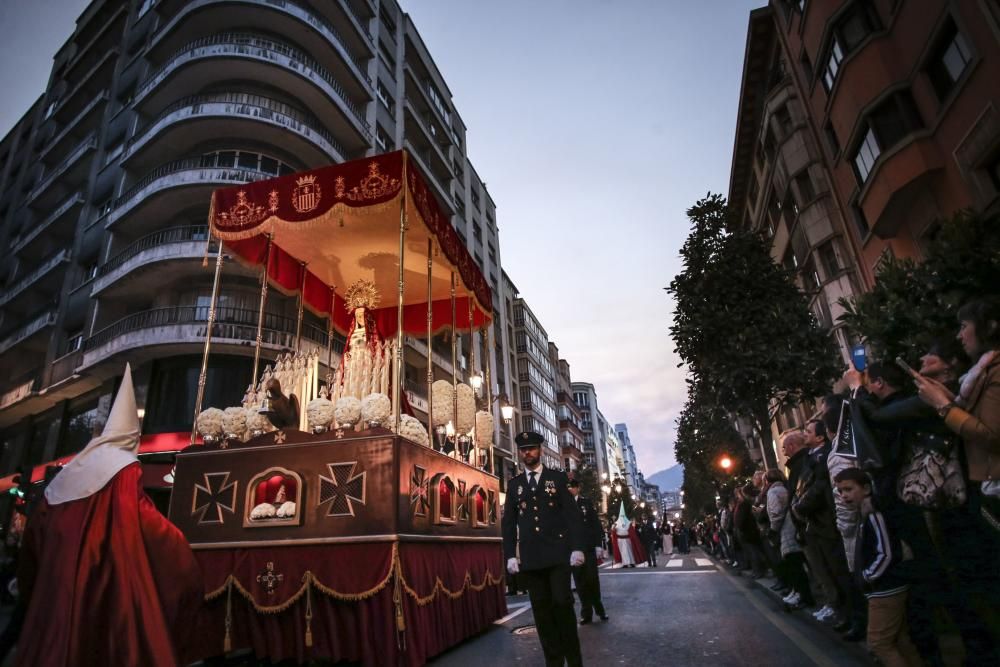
[0,249,72,311]
[105,159,273,236]
[91,225,217,297]
[151,0,371,93]
[81,306,339,371]
[0,310,57,357]
[123,93,347,170]
[134,33,371,149]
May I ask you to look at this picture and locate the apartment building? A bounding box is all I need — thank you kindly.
[510,296,560,469]
[548,343,583,472]
[730,0,1000,459]
[0,0,516,494]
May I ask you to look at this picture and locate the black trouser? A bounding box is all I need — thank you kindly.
[779,551,815,605]
[645,542,657,567]
[521,564,583,667]
[572,551,605,621]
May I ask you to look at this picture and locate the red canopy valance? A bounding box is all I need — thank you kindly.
[208,150,492,337]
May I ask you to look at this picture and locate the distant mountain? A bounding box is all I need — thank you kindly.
[646,464,684,492]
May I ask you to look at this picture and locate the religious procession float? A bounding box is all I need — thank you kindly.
[170,150,505,665]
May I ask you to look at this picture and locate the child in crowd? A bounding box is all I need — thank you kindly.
[833,468,920,667]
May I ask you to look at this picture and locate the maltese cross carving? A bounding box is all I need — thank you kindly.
[256,561,284,595]
[318,462,366,517]
[192,472,238,524]
[409,465,429,517]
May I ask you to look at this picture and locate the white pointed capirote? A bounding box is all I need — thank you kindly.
[45,364,143,505]
[615,500,630,531]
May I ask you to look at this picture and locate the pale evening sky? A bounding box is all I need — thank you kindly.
[0,0,765,477]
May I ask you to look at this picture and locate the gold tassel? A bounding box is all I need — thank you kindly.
[223,578,233,652]
[304,575,314,647]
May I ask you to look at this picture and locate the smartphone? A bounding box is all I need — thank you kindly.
[851,345,867,372]
[895,356,918,377]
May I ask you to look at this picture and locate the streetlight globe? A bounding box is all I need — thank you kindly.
[720,456,732,470]
[470,373,483,391]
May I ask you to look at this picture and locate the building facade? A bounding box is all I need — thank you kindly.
[549,343,583,472]
[615,422,640,495]
[0,0,516,490]
[571,382,606,478]
[730,0,1000,462]
[510,296,560,469]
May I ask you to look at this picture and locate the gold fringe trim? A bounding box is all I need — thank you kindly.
[398,568,504,607]
[210,197,404,241]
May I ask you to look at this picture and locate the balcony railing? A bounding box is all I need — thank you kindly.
[98,225,210,278]
[113,158,271,211]
[129,92,348,160]
[12,192,84,252]
[137,32,370,134]
[0,249,71,306]
[28,133,98,201]
[0,311,57,355]
[83,306,339,353]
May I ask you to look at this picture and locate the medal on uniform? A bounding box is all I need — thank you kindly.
[545,480,556,496]
[517,485,523,496]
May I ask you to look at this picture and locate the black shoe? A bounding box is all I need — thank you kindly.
[579,617,592,625]
[598,614,609,621]
[770,582,786,591]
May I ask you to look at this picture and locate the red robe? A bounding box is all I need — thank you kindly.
[17,463,202,667]
[610,524,647,564]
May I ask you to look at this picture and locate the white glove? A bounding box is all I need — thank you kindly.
[507,557,519,574]
[595,547,604,559]
[570,550,585,567]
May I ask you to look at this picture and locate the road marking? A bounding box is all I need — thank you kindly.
[666,560,683,567]
[695,558,714,567]
[494,602,532,625]
[719,569,840,667]
[601,570,715,575]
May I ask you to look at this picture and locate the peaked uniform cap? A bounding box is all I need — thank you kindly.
[515,431,544,448]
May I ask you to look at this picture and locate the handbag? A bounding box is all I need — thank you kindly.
[896,436,966,509]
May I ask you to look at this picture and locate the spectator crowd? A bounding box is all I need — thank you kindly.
[707,297,1000,666]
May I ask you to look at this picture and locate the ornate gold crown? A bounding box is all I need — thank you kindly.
[344,279,380,312]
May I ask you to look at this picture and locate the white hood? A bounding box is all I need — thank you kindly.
[44,364,142,505]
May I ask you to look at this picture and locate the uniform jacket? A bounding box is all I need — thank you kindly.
[574,495,603,550]
[502,467,584,570]
[946,354,1000,482]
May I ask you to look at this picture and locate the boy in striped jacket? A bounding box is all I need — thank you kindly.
[834,468,919,667]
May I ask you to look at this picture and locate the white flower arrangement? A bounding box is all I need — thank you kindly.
[196,408,225,438]
[475,410,494,448]
[222,407,247,439]
[396,414,430,447]
[431,380,454,426]
[334,396,362,426]
[361,392,391,426]
[306,398,335,430]
[245,408,272,434]
[456,383,476,433]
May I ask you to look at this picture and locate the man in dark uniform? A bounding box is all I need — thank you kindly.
[502,432,586,667]
[567,478,608,624]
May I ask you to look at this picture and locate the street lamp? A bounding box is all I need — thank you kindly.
[719,456,732,471]
[499,395,514,424]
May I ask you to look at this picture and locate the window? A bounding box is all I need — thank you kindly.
[375,124,392,152]
[925,20,973,100]
[824,121,841,156]
[378,40,396,73]
[850,91,923,183]
[379,5,397,35]
[426,83,451,126]
[799,49,813,84]
[822,1,881,92]
[471,190,481,210]
[818,241,840,279]
[851,201,870,237]
[774,105,793,137]
[259,156,278,175]
[823,37,844,91]
[376,80,395,114]
[794,169,816,205]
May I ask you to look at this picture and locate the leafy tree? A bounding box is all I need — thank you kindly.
[667,194,840,468]
[839,210,1000,362]
[674,379,754,521]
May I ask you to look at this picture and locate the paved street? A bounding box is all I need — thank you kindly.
[431,550,870,666]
